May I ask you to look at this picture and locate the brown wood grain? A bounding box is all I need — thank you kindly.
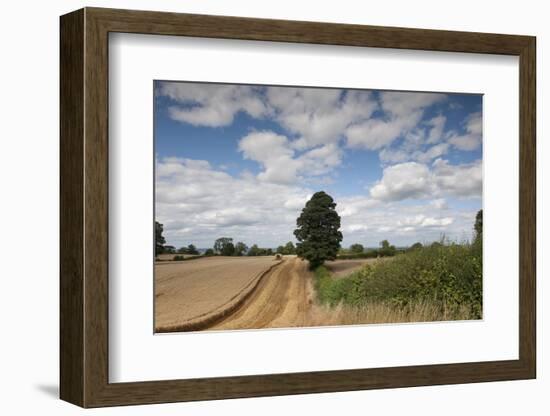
[59,8,84,406]
[60,7,537,408]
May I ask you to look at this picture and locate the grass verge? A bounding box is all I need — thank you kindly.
[314,242,482,322]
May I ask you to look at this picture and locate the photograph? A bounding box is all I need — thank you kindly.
[153,81,483,333]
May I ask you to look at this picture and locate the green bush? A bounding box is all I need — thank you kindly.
[315,242,482,319]
[173,255,185,261]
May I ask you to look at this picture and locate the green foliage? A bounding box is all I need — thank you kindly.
[247,244,272,256]
[379,239,397,256]
[314,266,366,306]
[315,242,482,319]
[276,242,296,255]
[409,242,423,251]
[214,237,235,256]
[284,241,296,255]
[204,248,215,256]
[349,243,364,254]
[173,255,185,261]
[177,244,199,255]
[337,244,400,260]
[474,209,483,247]
[337,250,380,260]
[248,244,261,256]
[234,242,248,256]
[294,191,343,269]
[155,221,166,256]
[163,245,176,254]
[187,244,199,255]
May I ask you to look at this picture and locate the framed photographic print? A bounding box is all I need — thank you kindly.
[60,7,536,408]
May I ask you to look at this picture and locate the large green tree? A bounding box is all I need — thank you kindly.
[155,221,166,256]
[214,237,235,256]
[187,244,199,255]
[234,241,248,256]
[349,243,364,254]
[284,241,296,255]
[378,239,397,257]
[474,209,483,242]
[294,191,343,269]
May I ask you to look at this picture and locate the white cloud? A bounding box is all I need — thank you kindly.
[157,157,480,248]
[379,142,450,164]
[155,84,482,248]
[156,157,312,248]
[430,198,448,210]
[412,143,451,163]
[158,82,270,127]
[158,82,379,149]
[346,116,413,150]
[370,162,434,201]
[346,91,447,150]
[238,131,343,184]
[338,195,477,246]
[432,158,482,197]
[267,88,378,148]
[397,215,454,228]
[447,111,482,151]
[369,159,482,202]
[426,114,446,144]
[380,91,447,117]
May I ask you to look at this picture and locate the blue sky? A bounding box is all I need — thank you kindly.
[155,81,482,249]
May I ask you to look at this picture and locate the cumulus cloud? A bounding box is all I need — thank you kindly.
[154,83,482,248]
[379,142,450,164]
[426,115,446,144]
[267,88,378,149]
[238,131,342,184]
[156,157,312,247]
[346,92,447,150]
[432,158,482,197]
[158,82,270,127]
[447,111,482,151]
[369,159,482,202]
[157,157,480,248]
[338,195,477,245]
[380,92,447,117]
[370,162,434,201]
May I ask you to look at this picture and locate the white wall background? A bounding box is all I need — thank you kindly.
[0,0,545,414]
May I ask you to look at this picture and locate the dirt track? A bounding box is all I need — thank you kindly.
[209,257,316,330]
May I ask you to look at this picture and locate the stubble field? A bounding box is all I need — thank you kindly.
[154,256,281,332]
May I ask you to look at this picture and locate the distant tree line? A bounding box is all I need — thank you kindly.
[337,208,483,261]
[155,206,483,265]
[337,239,398,260]
[276,241,296,255]
[154,226,296,258]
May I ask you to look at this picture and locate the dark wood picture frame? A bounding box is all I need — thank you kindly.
[60,7,536,408]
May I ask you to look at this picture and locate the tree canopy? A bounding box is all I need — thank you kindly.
[294,191,343,269]
[155,221,166,256]
[214,237,235,256]
[234,241,248,256]
[474,209,483,243]
[349,243,364,254]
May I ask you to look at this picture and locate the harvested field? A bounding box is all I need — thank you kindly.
[155,256,282,332]
[325,258,382,278]
[156,255,463,333]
